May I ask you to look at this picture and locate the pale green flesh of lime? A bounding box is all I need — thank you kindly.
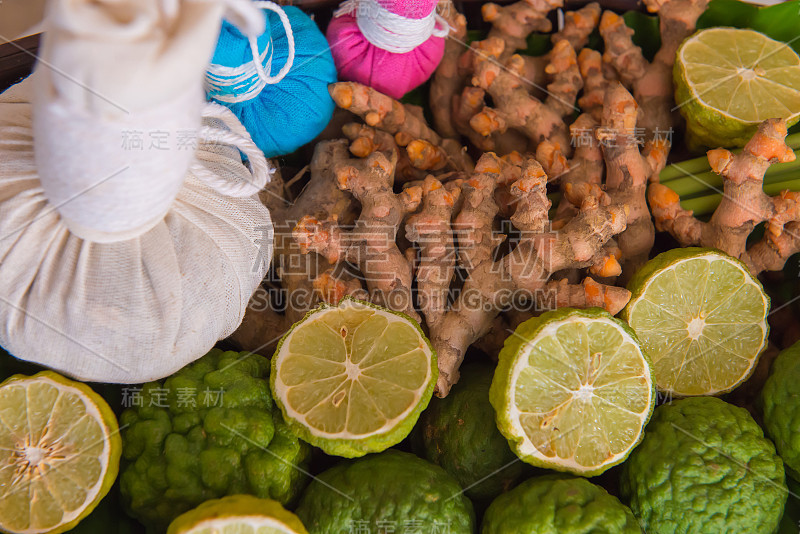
[188,520,294,534]
[627,257,767,395]
[0,380,106,533]
[681,29,800,122]
[280,305,430,436]
[514,320,650,469]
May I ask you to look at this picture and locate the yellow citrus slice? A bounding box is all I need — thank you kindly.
[0,371,120,534]
[490,308,655,476]
[622,248,769,396]
[271,298,437,458]
[167,495,307,534]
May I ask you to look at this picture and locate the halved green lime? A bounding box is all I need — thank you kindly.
[490,308,655,476]
[271,298,437,458]
[167,495,307,534]
[0,371,121,534]
[622,248,769,396]
[675,27,800,148]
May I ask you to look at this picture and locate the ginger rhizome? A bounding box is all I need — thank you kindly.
[231,0,724,396]
[650,119,800,275]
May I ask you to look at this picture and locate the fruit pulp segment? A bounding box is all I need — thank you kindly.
[680,28,800,122]
[512,318,651,470]
[0,377,109,533]
[627,255,768,395]
[277,302,432,438]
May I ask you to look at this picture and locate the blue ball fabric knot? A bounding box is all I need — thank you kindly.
[208,6,337,158]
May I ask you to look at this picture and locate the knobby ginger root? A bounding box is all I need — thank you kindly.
[430,0,467,139]
[600,0,710,135]
[600,84,669,275]
[294,150,423,320]
[650,119,800,275]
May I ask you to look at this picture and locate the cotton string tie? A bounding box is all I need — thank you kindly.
[207,0,296,104]
[335,0,450,54]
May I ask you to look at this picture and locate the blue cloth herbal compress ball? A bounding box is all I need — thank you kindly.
[206,3,337,157]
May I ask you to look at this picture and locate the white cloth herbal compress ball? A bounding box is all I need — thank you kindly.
[0,0,276,383]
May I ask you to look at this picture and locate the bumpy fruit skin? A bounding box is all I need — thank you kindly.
[762,340,800,480]
[120,349,310,532]
[414,363,525,501]
[621,397,786,534]
[482,475,641,534]
[167,495,308,534]
[295,450,474,534]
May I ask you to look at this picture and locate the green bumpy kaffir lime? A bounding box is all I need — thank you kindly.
[762,340,800,480]
[482,475,641,534]
[120,349,310,532]
[621,397,786,533]
[414,363,526,501]
[295,450,474,534]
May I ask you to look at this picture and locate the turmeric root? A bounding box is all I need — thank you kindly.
[294,150,423,320]
[482,0,560,59]
[600,0,710,135]
[577,49,608,122]
[430,154,630,395]
[649,119,800,275]
[430,0,468,139]
[600,84,669,274]
[330,82,441,145]
[406,176,461,331]
[540,113,606,230]
[470,48,571,153]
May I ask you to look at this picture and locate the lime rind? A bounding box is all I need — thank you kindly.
[674,27,800,149]
[620,397,787,533]
[167,495,308,534]
[482,474,641,534]
[490,308,655,477]
[761,341,800,481]
[622,248,769,396]
[271,297,437,458]
[0,371,121,534]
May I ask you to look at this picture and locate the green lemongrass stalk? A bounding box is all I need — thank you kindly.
[659,156,716,181]
[680,178,800,217]
[664,159,800,199]
[659,132,800,183]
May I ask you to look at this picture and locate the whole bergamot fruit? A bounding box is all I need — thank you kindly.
[120,349,310,532]
[621,397,786,534]
[762,340,800,480]
[295,450,474,534]
[413,363,526,501]
[482,474,641,533]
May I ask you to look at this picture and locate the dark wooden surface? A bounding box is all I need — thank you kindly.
[0,34,39,92]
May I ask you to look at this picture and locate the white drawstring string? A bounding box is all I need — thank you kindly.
[208,0,296,103]
[192,101,273,197]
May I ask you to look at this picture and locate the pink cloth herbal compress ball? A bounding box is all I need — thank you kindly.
[326,0,451,99]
